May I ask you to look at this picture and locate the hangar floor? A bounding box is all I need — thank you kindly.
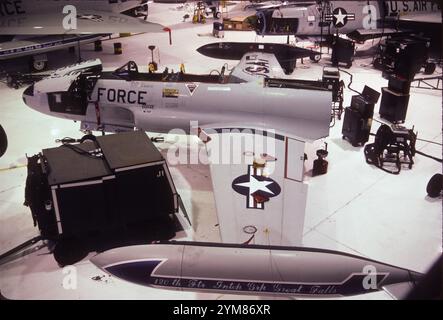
[0,3,441,300]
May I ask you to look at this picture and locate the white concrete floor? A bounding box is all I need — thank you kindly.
[0,2,441,300]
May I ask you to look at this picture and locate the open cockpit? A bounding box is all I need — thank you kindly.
[104,61,229,84]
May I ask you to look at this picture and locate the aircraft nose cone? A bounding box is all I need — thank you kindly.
[22,84,36,109]
[196,43,223,58]
[100,259,162,286]
[90,246,165,287]
[197,42,241,60]
[22,84,48,115]
[90,246,143,270]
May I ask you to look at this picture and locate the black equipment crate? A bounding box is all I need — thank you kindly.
[342,95,375,147]
[379,87,410,123]
[331,37,355,68]
[26,131,179,265]
[388,75,411,95]
[376,35,431,79]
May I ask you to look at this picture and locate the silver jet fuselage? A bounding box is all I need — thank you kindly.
[254,0,441,36]
[23,59,332,142]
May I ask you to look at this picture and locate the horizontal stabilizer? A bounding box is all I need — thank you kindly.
[347,28,406,42]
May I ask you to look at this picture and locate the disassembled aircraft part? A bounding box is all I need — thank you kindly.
[197,42,321,74]
[22,57,333,248]
[91,241,423,298]
[0,1,165,35]
[22,58,332,143]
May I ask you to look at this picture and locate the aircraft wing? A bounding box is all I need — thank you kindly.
[347,10,441,42]
[198,86,331,246]
[347,28,408,42]
[392,12,442,24]
[0,35,104,60]
[0,11,165,35]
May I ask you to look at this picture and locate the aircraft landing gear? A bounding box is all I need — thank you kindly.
[32,60,47,72]
[310,54,321,63]
[30,54,48,72]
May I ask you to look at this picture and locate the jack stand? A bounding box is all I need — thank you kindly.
[313,143,329,176]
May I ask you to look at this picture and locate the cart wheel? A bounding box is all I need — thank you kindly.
[53,237,87,267]
[214,11,221,19]
[426,174,443,198]
[80,134,97,143]
[310,54,321,63]
[424,62,436,75]
[31,59,47,72]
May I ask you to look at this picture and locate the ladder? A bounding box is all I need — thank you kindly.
[319,1,333,54]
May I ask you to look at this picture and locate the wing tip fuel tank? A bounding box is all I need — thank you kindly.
[91,241,422,298]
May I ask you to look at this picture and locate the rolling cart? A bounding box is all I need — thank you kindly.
[20,131,189,266]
